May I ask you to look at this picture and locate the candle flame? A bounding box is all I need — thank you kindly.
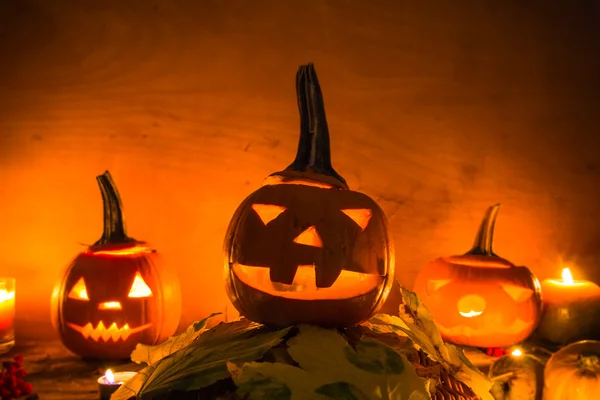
[0,289,14,303]
[105,369,115,384]
[562,268,574,285]
[511,348,523,357]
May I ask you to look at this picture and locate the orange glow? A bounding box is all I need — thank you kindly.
[293,226,323,247]
[459,310,483,318]
[88,245,154,256]
[98,301,122,310]
[67,321,151,342]
[511,348,523,357]
[438,318,533,339]
[68,277,89,300]
[251,204,286,225]
[233,263,383,300]
[262,176,335,189]
[128,272,153,298]
[457,294,486,318]
[341,209,372,231]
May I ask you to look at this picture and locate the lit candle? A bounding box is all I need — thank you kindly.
[535,267,600,345]
[0,278,15,355]
[511,348,523,357]
[97,369,136,400]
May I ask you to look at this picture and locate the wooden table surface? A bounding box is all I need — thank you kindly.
[6,340,142,400]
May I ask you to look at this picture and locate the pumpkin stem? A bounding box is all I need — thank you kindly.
[578,354,600,375]
[465,204,501,257]
[93,171,136,246]
[277,63,348,189]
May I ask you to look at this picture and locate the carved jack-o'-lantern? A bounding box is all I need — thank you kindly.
[52,171,182,360]
[224,63,394,328]
[413,204,542,348]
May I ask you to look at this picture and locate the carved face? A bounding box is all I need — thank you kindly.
[413,256,542,348]
[225,180,394,328]
[53,244,181,360]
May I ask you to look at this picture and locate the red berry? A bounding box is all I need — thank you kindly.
[12,356,22,368]
[14,370,25,379]
[21,382,32,395]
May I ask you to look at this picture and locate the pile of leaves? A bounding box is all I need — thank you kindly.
[111,285,493,400]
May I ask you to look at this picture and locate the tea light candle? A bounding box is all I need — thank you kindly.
[536,267,600,344]
[0,278,15,354]
[98,369,136,400]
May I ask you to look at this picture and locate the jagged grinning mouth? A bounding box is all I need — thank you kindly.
[67,321,152,342]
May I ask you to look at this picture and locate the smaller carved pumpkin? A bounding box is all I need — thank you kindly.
[413,204,543,348]
[224,63,394,328]
[52,171,182,360]
[543,340,600,400]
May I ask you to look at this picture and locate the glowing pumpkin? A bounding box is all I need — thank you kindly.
[543,340,600,400]
[413,204,542,348]
[224,63,394,328]
[52,171,182,360]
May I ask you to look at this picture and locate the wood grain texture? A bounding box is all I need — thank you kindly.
[5,339,142,400]
[0,0,599,336]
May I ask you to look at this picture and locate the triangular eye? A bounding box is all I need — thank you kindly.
[427,279,452,295]
[128,272,153,298]
[68,277,89,301]
[293,226,323,248]
[341,209,372,231]
[251,204,286,225]
[501,284,534,302]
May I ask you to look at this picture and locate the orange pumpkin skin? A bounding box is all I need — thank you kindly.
[224,64,394,328]
[413,205,542,348]
[543,340,600,400]
[52,172,181,360]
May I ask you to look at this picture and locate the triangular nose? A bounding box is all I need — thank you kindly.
[293,226,323,248]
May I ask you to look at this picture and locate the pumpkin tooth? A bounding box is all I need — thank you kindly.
[68,321,151,342]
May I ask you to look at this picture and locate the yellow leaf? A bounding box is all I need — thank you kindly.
[130,313,221,365]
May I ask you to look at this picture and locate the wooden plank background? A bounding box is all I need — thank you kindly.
[0,0,599,338]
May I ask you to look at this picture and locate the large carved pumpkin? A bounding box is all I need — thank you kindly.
[51,171,182,360]
[223,63,394,328]
[413,204,542,348]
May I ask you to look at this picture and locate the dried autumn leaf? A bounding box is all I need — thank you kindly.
[231,324,431,400]
[368,282,493,400]
[111,318,291,400]
[130,312,221,365]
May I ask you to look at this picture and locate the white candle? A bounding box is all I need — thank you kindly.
[97,369,136,400]
[536,267,600,344]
